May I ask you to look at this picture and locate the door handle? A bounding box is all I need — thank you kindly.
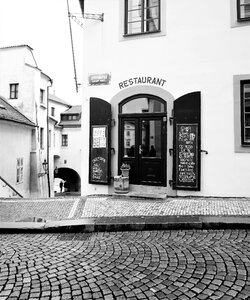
[139,145,142,155]
[200,149,208,155]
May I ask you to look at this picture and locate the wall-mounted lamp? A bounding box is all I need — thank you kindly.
[42,159,48,174]
[111,119,116,127]
[54,166,58,175]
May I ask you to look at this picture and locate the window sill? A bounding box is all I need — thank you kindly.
[237,17,250,22]
[40,103,47,109]
[123,30,161,38]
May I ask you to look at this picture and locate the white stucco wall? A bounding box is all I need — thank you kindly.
[80,0,250,197]
[58,127,81,177]
[0,121,32,198]
[0,46,52,198]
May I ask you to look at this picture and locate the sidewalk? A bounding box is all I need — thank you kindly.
[1,195,250,232]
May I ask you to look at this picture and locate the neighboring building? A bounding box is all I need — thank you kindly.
[56,105,81,192]
[0,45,81,197]
[0,96,35,198]
[0,45,52,198]
[78,0,250,197]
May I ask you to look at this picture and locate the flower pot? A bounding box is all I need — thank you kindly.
[121,169,129,177]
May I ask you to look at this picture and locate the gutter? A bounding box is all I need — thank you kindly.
[47,79,53,197]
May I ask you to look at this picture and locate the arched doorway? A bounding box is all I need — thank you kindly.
[54,167,81,193]
[119,94,167,186]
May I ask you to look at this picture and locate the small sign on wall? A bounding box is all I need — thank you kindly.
[88,73,111,85]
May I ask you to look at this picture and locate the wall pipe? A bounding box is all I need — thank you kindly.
[47,79,53,197]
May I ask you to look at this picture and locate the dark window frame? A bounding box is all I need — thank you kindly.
[10,83,19,99]
[40,89,45,104]
[62,134,68,147]
[124,0,161,36]
[237,0,250,21]
[51,107,55,117]
[241,80,250,145]
[40,127,44,149]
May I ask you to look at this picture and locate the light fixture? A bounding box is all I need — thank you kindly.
[42,159,48,174]
[54,166,58,175]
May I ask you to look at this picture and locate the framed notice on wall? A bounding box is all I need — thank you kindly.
[175,124,199,189]
[89,125,109,184]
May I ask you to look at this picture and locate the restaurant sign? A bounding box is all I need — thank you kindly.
[119,76,166,89]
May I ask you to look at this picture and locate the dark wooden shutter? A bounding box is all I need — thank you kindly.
[89,97,111,184]
[173,92,201,190]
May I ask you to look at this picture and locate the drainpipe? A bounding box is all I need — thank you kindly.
[47,79,53,197]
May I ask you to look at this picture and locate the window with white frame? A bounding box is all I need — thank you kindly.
[62,134,68,146]
[241,80,250,145]
[125,0,160,35]
[16,158,23,183]
[10,83,19,99]
[237,0,250,21]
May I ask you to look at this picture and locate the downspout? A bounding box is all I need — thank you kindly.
[47,79,53,197]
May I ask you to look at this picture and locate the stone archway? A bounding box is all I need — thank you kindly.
[54,167,81,193]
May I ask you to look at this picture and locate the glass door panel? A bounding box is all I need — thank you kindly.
[141,119,162,158]
[123,120,136,157]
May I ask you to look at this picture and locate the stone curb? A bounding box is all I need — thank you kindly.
[1,215,250,233]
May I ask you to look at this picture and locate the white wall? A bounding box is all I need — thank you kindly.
[0,121,32,198]
[58,127,81,176]
[80,0,250,197]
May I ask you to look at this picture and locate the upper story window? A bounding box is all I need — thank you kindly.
[10,83,19,99]
[16,158,23,184]
[237,0,250,21]
[51,107,55,117]
[40,127,44,149]
[241,80,250,145]
[125,0,160,35]
[40,89,45,104]
[61,114,79,121]
[62,134,68,146]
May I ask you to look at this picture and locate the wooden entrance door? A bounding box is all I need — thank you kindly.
[120,116,166,186]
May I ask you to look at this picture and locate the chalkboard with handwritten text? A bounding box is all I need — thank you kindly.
[90,125,108,184]
[175,124,198,189]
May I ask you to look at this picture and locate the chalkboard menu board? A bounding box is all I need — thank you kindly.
[90,125,109,184]
[175,124,199,189]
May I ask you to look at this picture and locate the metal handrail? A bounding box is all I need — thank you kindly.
[0,176,23,198]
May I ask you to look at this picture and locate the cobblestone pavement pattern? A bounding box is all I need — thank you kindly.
[2,197,250,222]
[1,230,250,299]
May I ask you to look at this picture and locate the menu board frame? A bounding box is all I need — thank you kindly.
[174,123,200,190]
[89,125,109,184]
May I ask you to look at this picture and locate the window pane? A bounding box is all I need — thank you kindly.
[245,114,250,126]
[240,0,250,4]
[126,0,160,34]
[141,119,161,158]
[245,128,250,142]
[122,97,165,113]
[239,0,250,19]
[123,121,135,157]
[127,0,142,34]
[144,0,159,32]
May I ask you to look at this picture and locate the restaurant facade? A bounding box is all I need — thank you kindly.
[79,0,250,197]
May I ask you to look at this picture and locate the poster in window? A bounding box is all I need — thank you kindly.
[90,125,109,184]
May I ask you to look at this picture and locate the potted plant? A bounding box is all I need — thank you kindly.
[120,163,130,177]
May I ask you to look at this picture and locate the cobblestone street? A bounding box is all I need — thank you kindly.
[1,230,250,299]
